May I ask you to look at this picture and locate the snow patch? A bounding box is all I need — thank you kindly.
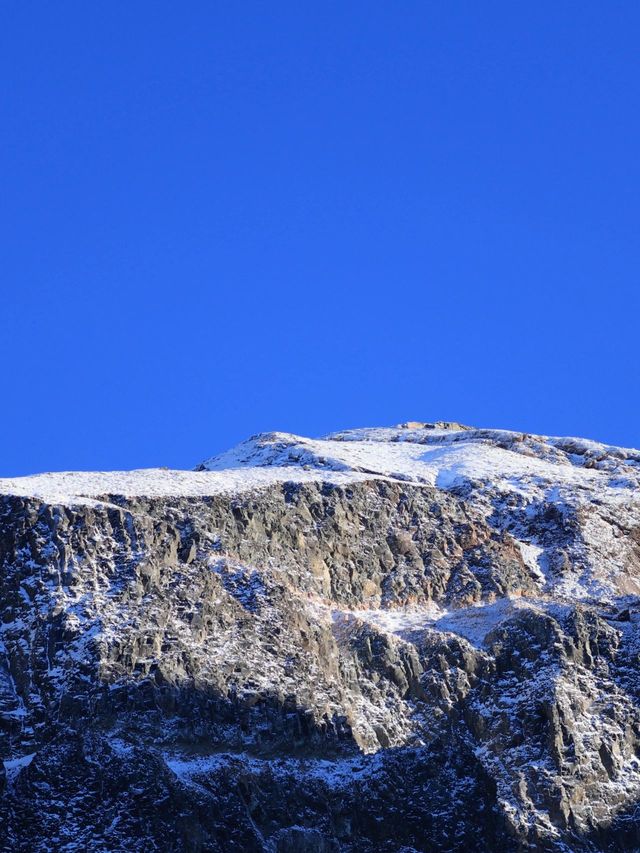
[3,752,35,783]
[325,597,568,649]
[163,750,380,788]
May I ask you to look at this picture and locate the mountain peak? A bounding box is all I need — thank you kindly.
[1,421,640,848]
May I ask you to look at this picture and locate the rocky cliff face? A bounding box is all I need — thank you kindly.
[1,423,640,852]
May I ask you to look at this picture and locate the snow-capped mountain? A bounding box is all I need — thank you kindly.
[1,423,640,851]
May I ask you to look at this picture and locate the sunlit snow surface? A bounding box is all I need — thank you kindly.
[1,424,638,505]
[322,596,571,649]
[0,466,369,505]
[202,426,640,502]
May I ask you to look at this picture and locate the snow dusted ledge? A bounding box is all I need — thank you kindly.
[1,423,638,506]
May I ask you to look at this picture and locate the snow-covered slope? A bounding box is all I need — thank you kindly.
[200,422,640,500]
[1,422,640,852]
[0,465,367,504]
[3,421,638,503]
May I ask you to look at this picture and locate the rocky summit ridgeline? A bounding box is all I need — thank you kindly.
[1,423,640,852]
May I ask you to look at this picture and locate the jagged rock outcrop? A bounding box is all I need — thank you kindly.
[1,423,640,851]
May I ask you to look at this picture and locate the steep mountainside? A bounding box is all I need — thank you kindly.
[1,422,640,852]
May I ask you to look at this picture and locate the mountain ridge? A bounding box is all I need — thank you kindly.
[1,424,640,850]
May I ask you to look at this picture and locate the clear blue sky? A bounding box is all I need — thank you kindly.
[2,2,639,476]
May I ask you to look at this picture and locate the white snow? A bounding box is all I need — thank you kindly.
[200,425,640,507]
[513,539,546,584]
[1,424,638,507]
[163,749,379,788]
[3,752,35,783]
[322,596,568,649]
[0,466,371,505]
[329,602,446,635]
[433,597,567,646]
